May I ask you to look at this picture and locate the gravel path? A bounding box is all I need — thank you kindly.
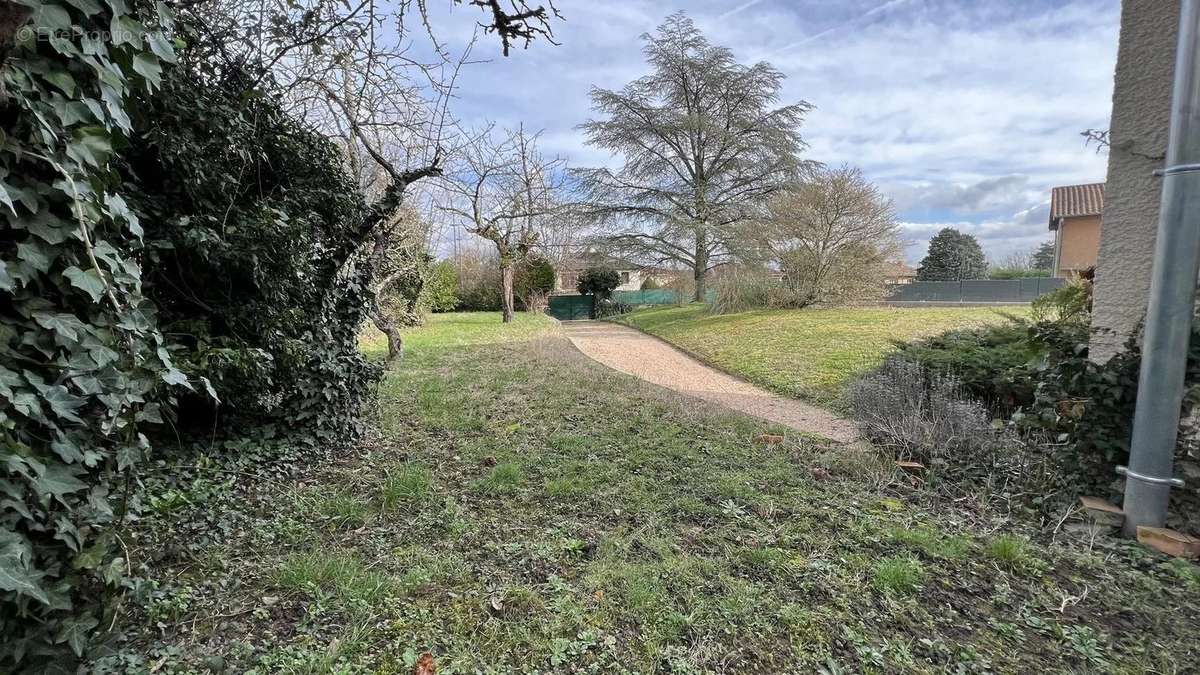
[561,321,858,443]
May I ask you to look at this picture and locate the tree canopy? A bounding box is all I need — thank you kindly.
[577,268,621,299]
[1032,241,1057,271]
[917,228,988,281]
[746,166,901,306]
[576,13,812,301]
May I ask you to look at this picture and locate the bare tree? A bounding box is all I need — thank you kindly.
[177,0,562,361]
[443,125,566,322]
[747,166,902,307]
[995,249,1036,271]
[576,13,813,302]
[532,204,589,270]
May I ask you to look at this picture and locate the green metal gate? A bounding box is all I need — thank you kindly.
[548,294,593,321]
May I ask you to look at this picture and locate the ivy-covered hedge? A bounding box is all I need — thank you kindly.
[124,45,379,444]
[1,1,184,666]
[891,317,1200,527]
[1,1,382,668]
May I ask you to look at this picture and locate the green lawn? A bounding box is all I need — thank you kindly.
[120,313,1199,673]
[617,304,1023,408]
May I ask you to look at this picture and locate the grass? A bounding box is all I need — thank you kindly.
[617,304,1022,408]
[872,555,926,595]
[122,311,1200,673]
[986,534,1042,573]
[380,465,432,511]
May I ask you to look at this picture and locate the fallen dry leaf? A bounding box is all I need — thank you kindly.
[414,652,436,675]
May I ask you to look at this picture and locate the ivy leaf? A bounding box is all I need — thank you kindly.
[33,464,88,502]
[40,385,85,423]
[64,0,104,13]
[67,126,113,168]
[161,368,193,391]
[0,531,49,605]
[73,539,108,571]
[200,375,220,403]
[103,193,141,237]
[43,69,77,97]
[17,241,52,272]
[33,312,84,342]
[136,402,163,423]
[25,211,73,245]
[110,15,144,47]
[52,437,86,464]
[0,179,14,214]
[0,261,11,292]
[0,366,21,399]
[63,266,107,303]
[11,392,45,421]
[146,31,177,63]
[132,53,161,88]
[56,613,99,657]
[115,444,141,471]
[33,5,72,31]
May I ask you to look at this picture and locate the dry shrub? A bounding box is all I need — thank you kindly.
[849,359,1069,514]
[848,359,999,462]
[708,269,811,315]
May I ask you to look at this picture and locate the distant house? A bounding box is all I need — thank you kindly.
[882,261,917,285]
[1048,182,1105,278]
[553,252,645,294]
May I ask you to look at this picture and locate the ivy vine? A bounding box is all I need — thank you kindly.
[1,0,192,667]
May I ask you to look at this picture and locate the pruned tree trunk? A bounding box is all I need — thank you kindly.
[500,260,516,323]
[371,302,404,364]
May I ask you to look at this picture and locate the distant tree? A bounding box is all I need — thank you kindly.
[425,261,460,312]
[443,125,565,323]
[917,228,988,281]
[989,267,1051,279]
[576,13,813,303]
[1032,240,1056,271]
[577,267,620,299]
[453,247,503,311]
[515,255,556,311]
[988,246,1051,279]
[640,277,661,290]
[745,166,902,306]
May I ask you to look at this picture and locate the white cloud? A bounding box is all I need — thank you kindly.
[435,0,1118,259]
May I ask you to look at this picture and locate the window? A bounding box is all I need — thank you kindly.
[620,271,630,284]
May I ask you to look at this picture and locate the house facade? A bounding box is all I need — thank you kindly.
[1048,183,1105,278]
[1090,0,1178,361]
[883,261,917,285]
[553,252,645,294]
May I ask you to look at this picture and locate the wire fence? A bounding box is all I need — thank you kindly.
[562,279,1069,316]
[884,278,1066,303]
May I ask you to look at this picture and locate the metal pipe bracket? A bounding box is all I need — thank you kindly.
[1117,465,1185,487]
[1153,162,1200,176]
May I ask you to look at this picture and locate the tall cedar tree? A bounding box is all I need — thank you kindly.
[917,228,989,280]
[577,13,812,301]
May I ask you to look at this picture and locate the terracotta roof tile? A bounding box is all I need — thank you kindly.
[1049,183,1105,227]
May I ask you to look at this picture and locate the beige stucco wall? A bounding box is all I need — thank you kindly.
[1055,215,1102,275]
[554,269,643,293]
[1090,0,1178,360]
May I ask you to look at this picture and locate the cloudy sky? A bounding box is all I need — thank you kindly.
[438,0,1118,264]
